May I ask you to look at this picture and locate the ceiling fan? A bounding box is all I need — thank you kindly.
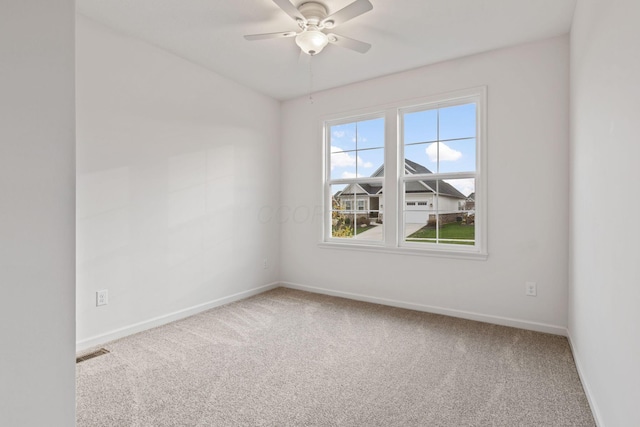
[244,0,373,56]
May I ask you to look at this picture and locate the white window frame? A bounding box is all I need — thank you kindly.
[323,112,386,246]
[321,87,487,260]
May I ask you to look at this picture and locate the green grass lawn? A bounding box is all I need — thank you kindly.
[407,222,475,245]
[354,224,377,235]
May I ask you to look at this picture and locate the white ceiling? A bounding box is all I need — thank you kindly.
[77,0,576,100]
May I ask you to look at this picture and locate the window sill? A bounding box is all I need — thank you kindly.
[318,241,488,261]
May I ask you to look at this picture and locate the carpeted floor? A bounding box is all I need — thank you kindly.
[76,288,595,426]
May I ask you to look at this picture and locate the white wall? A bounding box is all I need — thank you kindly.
[569,0,640,425]
[281,36,570,332]
[0,1,76,426]
[76,16,281,347]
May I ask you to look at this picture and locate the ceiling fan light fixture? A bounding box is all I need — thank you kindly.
[295,29,329,55]
[244,0,373,56]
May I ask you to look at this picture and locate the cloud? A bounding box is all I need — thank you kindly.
[444,178,475,197]
[331,146,373,170]
[331,147,355,169]
[426,142,462,162]
[332,130,346,138]
[341,172,366,179]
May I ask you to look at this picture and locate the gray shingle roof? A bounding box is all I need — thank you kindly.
[334,159,467,199]
[335,183,381,197]
[378,159,466,199]
[360,183,382,195]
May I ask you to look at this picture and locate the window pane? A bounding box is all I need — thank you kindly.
[331,211,355,239]
[331,184,353,239]
[439,103,476,141]
[331,184,351,210]
[403,179,475,245]
[357,148,384,177]
[404,143,436,173]
[330,149,357,180]
[435,138,476,173]
[404,109,438,144]
[443,178,475,202]
[331,183,383,241]
[330,118,384,180]
[403,181,435,241]
[354,187,382,242]
[330,122,356,152]
[356,118,384,150]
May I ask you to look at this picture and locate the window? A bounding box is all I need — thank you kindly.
[401,100,478,247]
[323,87,486,258]
[327,115,385,242]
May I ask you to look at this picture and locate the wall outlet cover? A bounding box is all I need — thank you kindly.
[96,289,108,306]
[525,282,537,297]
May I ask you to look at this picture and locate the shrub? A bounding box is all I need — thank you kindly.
[332,225,353,237]
[357,216,370,226]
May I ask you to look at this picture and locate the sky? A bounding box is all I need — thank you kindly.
[330,103,476,197]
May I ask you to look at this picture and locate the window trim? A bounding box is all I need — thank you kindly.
[323,111,386,246]
[398,90,486,255]
[321,86,487,260]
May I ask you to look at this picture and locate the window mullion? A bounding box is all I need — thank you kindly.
[384,108,398,247]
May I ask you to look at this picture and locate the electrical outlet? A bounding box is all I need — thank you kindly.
[263,258,268,269]
[96,289,108,306]
[525,282,537,297]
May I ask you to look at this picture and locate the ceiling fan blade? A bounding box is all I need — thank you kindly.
[272,0,305,22]
[321,0,373,27]
[327,33,371,54]
[244,31,298,41]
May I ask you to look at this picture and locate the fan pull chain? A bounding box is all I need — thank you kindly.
[308,56,314,104]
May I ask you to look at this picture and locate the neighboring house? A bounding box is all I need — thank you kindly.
[465,192,476,211]
[334,159,468,224]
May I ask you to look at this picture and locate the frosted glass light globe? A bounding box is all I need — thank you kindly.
[296,29,329,56]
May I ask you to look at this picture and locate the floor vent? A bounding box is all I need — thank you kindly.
[76,348,110,363]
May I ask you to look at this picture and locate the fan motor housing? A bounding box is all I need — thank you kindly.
[299,2,328,25]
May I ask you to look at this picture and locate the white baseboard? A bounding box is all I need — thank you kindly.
[567,331,604,427]
[281,281,568,336]
[76,282,280,353]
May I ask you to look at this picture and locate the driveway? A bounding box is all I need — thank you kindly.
[354,222,425,240]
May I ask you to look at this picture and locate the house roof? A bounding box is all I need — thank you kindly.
[335,159,466,199]
[373,159,466,199]
[360,183,382,195]
[334,183,381,198]
[404,159,466,199]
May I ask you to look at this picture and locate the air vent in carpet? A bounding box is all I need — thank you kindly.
[76,348,110,363]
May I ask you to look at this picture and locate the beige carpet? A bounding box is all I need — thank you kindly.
[76,288,595,426]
